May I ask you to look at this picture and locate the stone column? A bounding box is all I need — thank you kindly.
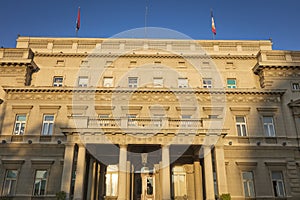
[87,158,96,200]
[194,159,203,200]
[204,146,214,200]
[74,144,86,200]
[98,163,106,200]
[60,143,75,199]
[215,146,228,195]
[126,161,131,200]
[161,145,171,200]
[118,145,128,200]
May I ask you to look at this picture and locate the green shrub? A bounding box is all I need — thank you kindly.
[220,193,231,200]
[56,191,66,200]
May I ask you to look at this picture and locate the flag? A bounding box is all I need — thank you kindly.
[211,10,216,35]
[76,7,81,32]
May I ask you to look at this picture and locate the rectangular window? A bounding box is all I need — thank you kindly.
[178,78,188,88]
[153,77,163,88]
[128,77,138,88]
[292,82,300,90]
[181,115,192,127]
[103,77,113,87]
[271,171,285,197]
[99,114,110,127]
[203,78,212,88]
[263,116,276,137]
[242,171,255,197]
[127,114,137,127]
[106,165,118,196]
[53,76,63,87]
[227,78,237,88]
[41,115,54,135]
[33,170,48,196]
[2,170,18,196]
[78,76,88,87]
[236,116,247,136]
[13,114,26,135]
[172,166,187,197]
[152,114,164,127]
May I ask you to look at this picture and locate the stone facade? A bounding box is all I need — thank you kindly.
[0,36,300,200]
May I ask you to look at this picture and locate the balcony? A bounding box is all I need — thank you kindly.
[69,116,204,130]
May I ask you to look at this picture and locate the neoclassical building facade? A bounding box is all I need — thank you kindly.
[0,36,300,200]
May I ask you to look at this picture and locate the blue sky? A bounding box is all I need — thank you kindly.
[0,0,299,50]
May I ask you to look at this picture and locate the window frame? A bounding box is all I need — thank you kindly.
[2,169,18,196]
[33,170,48,196]
[77,76,89,87]
[41,114,55,135]
[203,78,212,88]
[241,171,255,197]
[291,82,300,91]
[153,77,163,88]
[13,114,27,135]
[271,171,286,197]
[53,76,63,87]
[262,116,276,137]
[236,116,248,136]
[227,78,237,88]
[103,77,114,87]
[178,78,188,88]
[128,77,138,88]
[105,165,118,196]
[172,166,187,197]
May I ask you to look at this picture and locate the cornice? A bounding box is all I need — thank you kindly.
[2,86,285,96]
[34,52,257,60]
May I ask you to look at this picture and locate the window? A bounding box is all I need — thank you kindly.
[33,170,48,196]
[271,171,285,197]
[106,165,118,196]
[153,77,163,88]
[263,116,275,137]
[13,114,26,135]
[103,77,113,87]
[2,170,18,196]
[178,78,188,88]
[181,115,192,127]
[242,171,255,197]
[172,166,187,197]
[53,76,63,87]
[292,82,300,90]
[128,77,138,88]
[99,114,110,127]
[236,116,247,136]
[203,78,212,88]
[78,76,88,87]
[127,114,137,127]
[152,114,164,127]
[227,78,237,88]
[41,115,54,135]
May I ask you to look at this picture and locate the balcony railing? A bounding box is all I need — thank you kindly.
[71,116,204,129]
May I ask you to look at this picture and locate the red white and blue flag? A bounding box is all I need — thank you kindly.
[76,7,81,32]
[211,10,216,35]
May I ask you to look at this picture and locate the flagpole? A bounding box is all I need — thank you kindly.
[144,0,149,38]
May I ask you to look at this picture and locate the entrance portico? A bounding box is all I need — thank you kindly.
[60,133,227,200]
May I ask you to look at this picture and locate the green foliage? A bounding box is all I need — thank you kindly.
[220,193,231,200]
[56,191,66,200]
